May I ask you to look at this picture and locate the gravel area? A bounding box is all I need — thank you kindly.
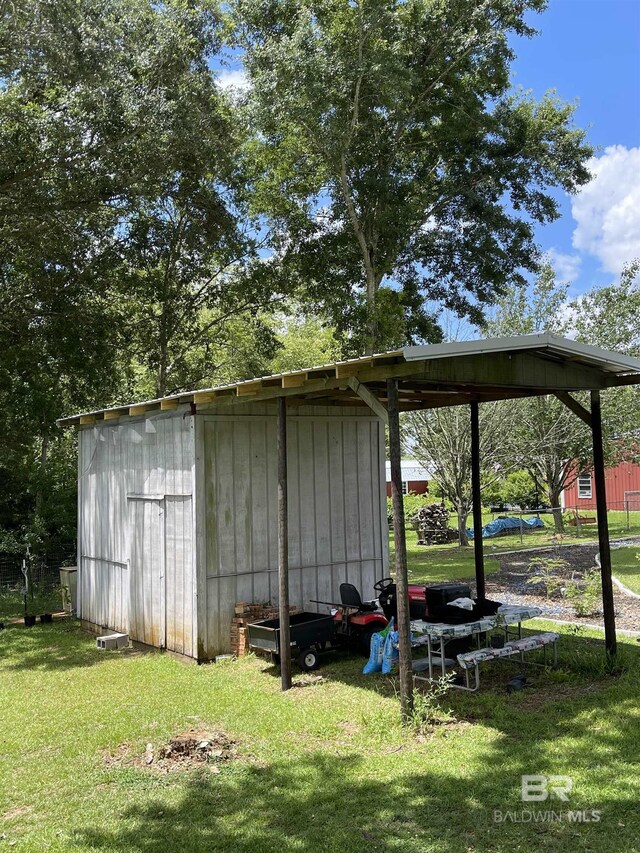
[483,542,640,633]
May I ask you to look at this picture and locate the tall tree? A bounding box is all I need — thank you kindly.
[571,259,640,462]
[483,263,592,532]
[571,261,640,356]
[118,184,282,399]
[0,0,252,548]
[237,0,592,352]
[269,310,342,373]
[405,402,508,546]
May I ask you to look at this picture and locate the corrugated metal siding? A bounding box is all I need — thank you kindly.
[164,495,194,656]
[198,405,388,657]
[77,414,195,653]
[562,461,640,510]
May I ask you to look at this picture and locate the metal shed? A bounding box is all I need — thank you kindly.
[59,333,640,671]
[66,400,387,660]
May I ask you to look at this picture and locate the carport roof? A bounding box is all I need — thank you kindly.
[58,333,640,427]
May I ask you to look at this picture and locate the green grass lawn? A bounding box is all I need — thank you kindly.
[395,527,640,594]
[392,528,501,584]
[1,619,639,852]
[611,547,640,595]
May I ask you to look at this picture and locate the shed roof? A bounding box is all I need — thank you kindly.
[385,461,432,481]
[58,333,640,428]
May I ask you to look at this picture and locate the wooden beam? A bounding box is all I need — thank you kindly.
[79,415,96,425]
[103,411,121,421]
[554,392,592,427]
[470,401,485,602]
[335,359,373,378]
[282,373,308,388]
[387,378,413,721]
[160,399,179,411]
[603,373,640,388]
[346,377,388,424]
[236,380,263,396]
[277,396,292,691]
[591,390,617,660]
[193,390,218,404]
[128,405,146,417]
[202,376,350,409]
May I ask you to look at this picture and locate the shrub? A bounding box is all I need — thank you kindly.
[407,675,455,733]
[527,556,569,598]
[387,492,433,525]
[565,567,602,617]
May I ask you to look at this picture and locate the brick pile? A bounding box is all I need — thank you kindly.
[230,602,300,657]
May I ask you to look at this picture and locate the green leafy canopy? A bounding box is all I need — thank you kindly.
[237,0,592,351]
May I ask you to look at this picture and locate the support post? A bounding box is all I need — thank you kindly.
[470,401,485,602]
[387,378,413,721]
[591,390,617,659]
[277,396,292,689]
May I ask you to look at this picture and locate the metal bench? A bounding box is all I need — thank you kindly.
[455,632,560,692]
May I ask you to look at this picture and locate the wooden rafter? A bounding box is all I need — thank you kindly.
[346,377,388,424]
[554,392,592,427]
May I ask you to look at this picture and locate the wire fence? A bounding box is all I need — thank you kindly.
[0,548,75,592]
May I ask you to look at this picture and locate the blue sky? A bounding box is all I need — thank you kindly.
[510,0,640,296]
[219,1,640,301]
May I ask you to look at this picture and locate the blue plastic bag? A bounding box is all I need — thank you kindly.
[362,632,384,674]
[381,629,399,674]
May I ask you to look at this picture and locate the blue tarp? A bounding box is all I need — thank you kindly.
[467,515,545,540]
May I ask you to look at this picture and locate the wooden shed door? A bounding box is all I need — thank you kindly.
[128,495,194,655]
[128,497,165,648]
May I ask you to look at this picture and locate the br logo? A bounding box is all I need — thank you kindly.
[521,775,573,802]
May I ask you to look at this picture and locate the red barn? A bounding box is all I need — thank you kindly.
[561,461,640,511]
[385,460,431,498]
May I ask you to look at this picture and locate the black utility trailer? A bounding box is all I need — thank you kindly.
[247,611,337,671]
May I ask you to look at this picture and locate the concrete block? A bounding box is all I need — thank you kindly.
[96,632,129,650]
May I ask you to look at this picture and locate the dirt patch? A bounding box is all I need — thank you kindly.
[1,805,32,821]
[414,719,472,741]
[291,673,325,689]
[104,728,238,774]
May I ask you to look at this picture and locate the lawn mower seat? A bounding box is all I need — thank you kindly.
[339,582,377,613]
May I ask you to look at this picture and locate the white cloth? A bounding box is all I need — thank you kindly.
[446,597,475,610]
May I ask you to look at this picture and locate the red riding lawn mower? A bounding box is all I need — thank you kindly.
[314,577,435,655]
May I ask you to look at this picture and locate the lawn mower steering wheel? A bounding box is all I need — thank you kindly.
[373,577,395,593]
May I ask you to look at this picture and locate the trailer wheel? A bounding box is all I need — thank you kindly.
[298,647,320,671]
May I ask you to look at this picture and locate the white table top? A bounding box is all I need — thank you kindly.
[410,604,542,639]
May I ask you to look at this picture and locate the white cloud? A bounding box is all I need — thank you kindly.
[571,145,640,275]
[546,247,581,282]
[217,69,250,92]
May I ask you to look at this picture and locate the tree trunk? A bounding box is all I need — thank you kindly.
[365,267,377,356]
[338,156,379,355]
[34,433,49,517]
[157,309,169,398]
[549,488,564,533]
[457,504,469,546]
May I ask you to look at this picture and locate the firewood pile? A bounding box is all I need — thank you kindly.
[230,601,300,656]
[416,504,458,546]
